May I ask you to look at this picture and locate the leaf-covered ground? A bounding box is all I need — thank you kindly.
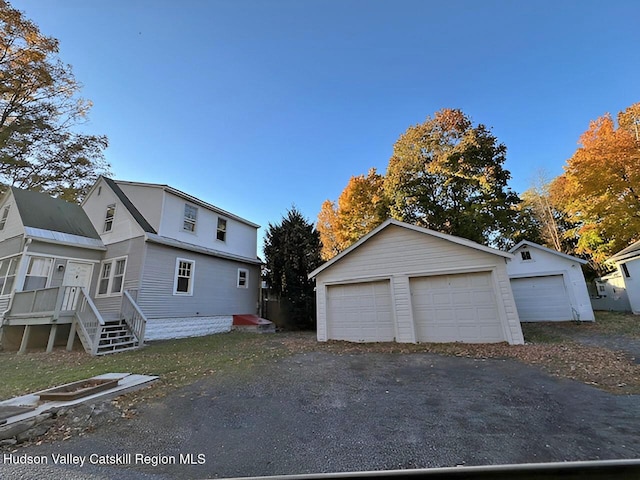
[0,311,638,403]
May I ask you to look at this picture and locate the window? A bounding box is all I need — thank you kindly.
[0,256,19,295]
[174,259,194,295]
[104,204,116,232]
[217,218,227,241]
[24,257,53,290]
[0,205,9,230]
[97,257,127,296]
[598,284,605,293]
[622,263,631,278]
[183,204,198,232]
[520,250,532,261]
[237,268,248,288]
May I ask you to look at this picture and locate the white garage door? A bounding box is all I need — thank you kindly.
[510,275,572,321]
[326,281,395,342]
[411,272,505,343]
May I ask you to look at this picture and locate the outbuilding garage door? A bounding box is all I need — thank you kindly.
[411,272,505,343]
[326,281,394,342]
[510,275,572,321]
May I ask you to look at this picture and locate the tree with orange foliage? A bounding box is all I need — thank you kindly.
[317,168,387,260]
[552,104,640,269]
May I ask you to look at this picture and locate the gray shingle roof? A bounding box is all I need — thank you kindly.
[11,187,101,240]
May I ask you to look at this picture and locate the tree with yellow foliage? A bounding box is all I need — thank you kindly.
[317,168,387,260]
[552,103,640,269]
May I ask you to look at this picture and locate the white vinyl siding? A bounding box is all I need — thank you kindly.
[174,258,195,295]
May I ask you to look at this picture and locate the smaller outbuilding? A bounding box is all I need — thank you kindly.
[308,219,524,345]
[507,241,595,322]
[607,239,640,314]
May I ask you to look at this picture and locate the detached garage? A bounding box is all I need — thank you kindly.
[309,219,524,345]
[507,241,595,322]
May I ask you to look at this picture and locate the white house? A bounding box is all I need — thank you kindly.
[308,219,524,345]
[592,271,631,312]
[0,178,263,355]
[506,240,595,322]
[607,239,640,314]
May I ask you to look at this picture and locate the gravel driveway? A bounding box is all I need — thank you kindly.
[2,351,640,479]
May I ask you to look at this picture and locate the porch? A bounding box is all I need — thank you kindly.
[0,286,147,356]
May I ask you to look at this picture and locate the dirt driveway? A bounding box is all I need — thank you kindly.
[3,349,640,479]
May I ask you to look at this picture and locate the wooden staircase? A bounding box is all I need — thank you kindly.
[96,318,140,355]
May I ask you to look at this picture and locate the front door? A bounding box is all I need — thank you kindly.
[62,261,93,310]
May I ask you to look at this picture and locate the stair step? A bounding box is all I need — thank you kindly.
[95,345,140,355]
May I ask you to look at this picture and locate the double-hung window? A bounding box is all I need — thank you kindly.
[183,204,198,232]
[217,218,227,241]
[174,258,194,295]
[237,268,248,288]
[97,257,127,296]
[104,204,116,232]
[0,205,9,231]
[0,256,19,295]
[24,257,53,290]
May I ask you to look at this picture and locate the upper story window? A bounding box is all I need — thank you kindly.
[520,250,532,261]
[183,204,198,232]
[0,256,19,296]
[24,256,53,290]
[622,263,631,278]
[0,205,10,231]
[217,218,227,241]
[97,257,127,296]
[237,268,248,288]
[104,204,116,232]
[174,258,194,295]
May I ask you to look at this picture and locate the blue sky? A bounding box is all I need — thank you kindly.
[11,0,640,250]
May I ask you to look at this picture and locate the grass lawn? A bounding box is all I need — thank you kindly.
[1,311,639,402]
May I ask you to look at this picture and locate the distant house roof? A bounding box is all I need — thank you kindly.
[10,187,105,250]
[112,179,260,229]
[508,240,588,265]
[308,218,512,279]
[101,177,157,234]
[609,239,640,263]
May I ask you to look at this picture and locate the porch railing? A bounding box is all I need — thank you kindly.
[74,287,104,355]
[121,290,147,345]
[6,287,61,318]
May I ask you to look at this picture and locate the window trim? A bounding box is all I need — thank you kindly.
[24,256,53,291]
[173,257,195,296]
[216,217,227,242]
[96,256,128,297]
[183,204,198,233]
[104,204,116,233]
[621,263,631,278]
[0,255,20,296]
[237,268,248,289]
[520,250,532,261]
[0,205,9,231]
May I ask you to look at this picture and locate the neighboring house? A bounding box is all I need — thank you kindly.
[608,240,640,314]
[0,187,106,353]
[0,178,262,354]
[308,219,524,345]
[507,241,595,322]
[591,271,631,312]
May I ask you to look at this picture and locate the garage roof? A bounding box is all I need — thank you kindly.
[509,240,588,265]
[309,219,513,279]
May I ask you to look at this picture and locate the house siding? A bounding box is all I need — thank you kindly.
[0,196,25,243]
[315,224,523,345]
[620,258,640,314]
[138,242,259,319]
[0,235,24,259]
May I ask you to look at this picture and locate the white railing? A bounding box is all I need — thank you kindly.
[7,287,60,317]
[121,290,147,344]
[74,287,105,356]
